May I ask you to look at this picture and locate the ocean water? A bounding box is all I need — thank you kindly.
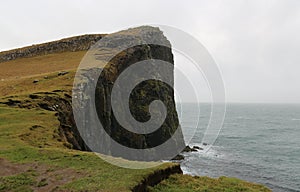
[177,103,300,192]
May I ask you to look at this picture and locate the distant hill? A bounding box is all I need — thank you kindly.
[0,34,105,62]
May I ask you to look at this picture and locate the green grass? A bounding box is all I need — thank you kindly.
[0,80,271,192]
[148,174,271,192]
[0,105,176,191]
[0,106,62,150]
[0,172,35,192]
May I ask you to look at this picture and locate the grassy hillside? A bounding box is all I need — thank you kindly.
[0,50,270,191]
[0,104,175,191]
[0,51,86,96]
[0,51,178,191]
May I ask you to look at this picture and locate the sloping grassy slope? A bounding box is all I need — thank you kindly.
[0,50,270,192]
[0,105,176,191]
[0,51,177,191]
[0,51,86,96]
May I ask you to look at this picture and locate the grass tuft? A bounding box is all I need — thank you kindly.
[148,174,271,192]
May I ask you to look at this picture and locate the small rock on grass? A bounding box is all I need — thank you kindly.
[58,71,69,76]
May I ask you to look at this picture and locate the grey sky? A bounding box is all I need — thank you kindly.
[1,0,300,103]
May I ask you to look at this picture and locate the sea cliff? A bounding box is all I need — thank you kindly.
[0,26,270,191]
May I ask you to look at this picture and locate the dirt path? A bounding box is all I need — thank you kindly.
[0,158,85,192]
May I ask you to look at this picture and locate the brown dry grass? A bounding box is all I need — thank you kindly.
[0,51,86,96]
[0,51,86,80]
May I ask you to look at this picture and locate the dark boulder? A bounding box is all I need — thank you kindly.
[193,146,203,150]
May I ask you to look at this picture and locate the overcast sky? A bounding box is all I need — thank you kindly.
[1,0,300,103]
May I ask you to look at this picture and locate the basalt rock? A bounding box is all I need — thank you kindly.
[131,164,182,192]
[73,26,185,160]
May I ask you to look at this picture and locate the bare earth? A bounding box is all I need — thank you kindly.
[0,158,84,192]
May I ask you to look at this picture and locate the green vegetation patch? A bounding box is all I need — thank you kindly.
[0,172,35,192]
[149,174,271,192]
[0,105,176,191]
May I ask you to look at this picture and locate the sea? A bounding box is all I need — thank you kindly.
[177,103,300,192]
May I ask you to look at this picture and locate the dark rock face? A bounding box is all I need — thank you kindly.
[73,26,185,160]
[131,164,182,192]
[192,146,203,150]
[96,47,178,148]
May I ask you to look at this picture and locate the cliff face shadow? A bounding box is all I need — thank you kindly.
[73,26,186,161]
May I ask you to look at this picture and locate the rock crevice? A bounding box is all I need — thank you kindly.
[131,164,182,192]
